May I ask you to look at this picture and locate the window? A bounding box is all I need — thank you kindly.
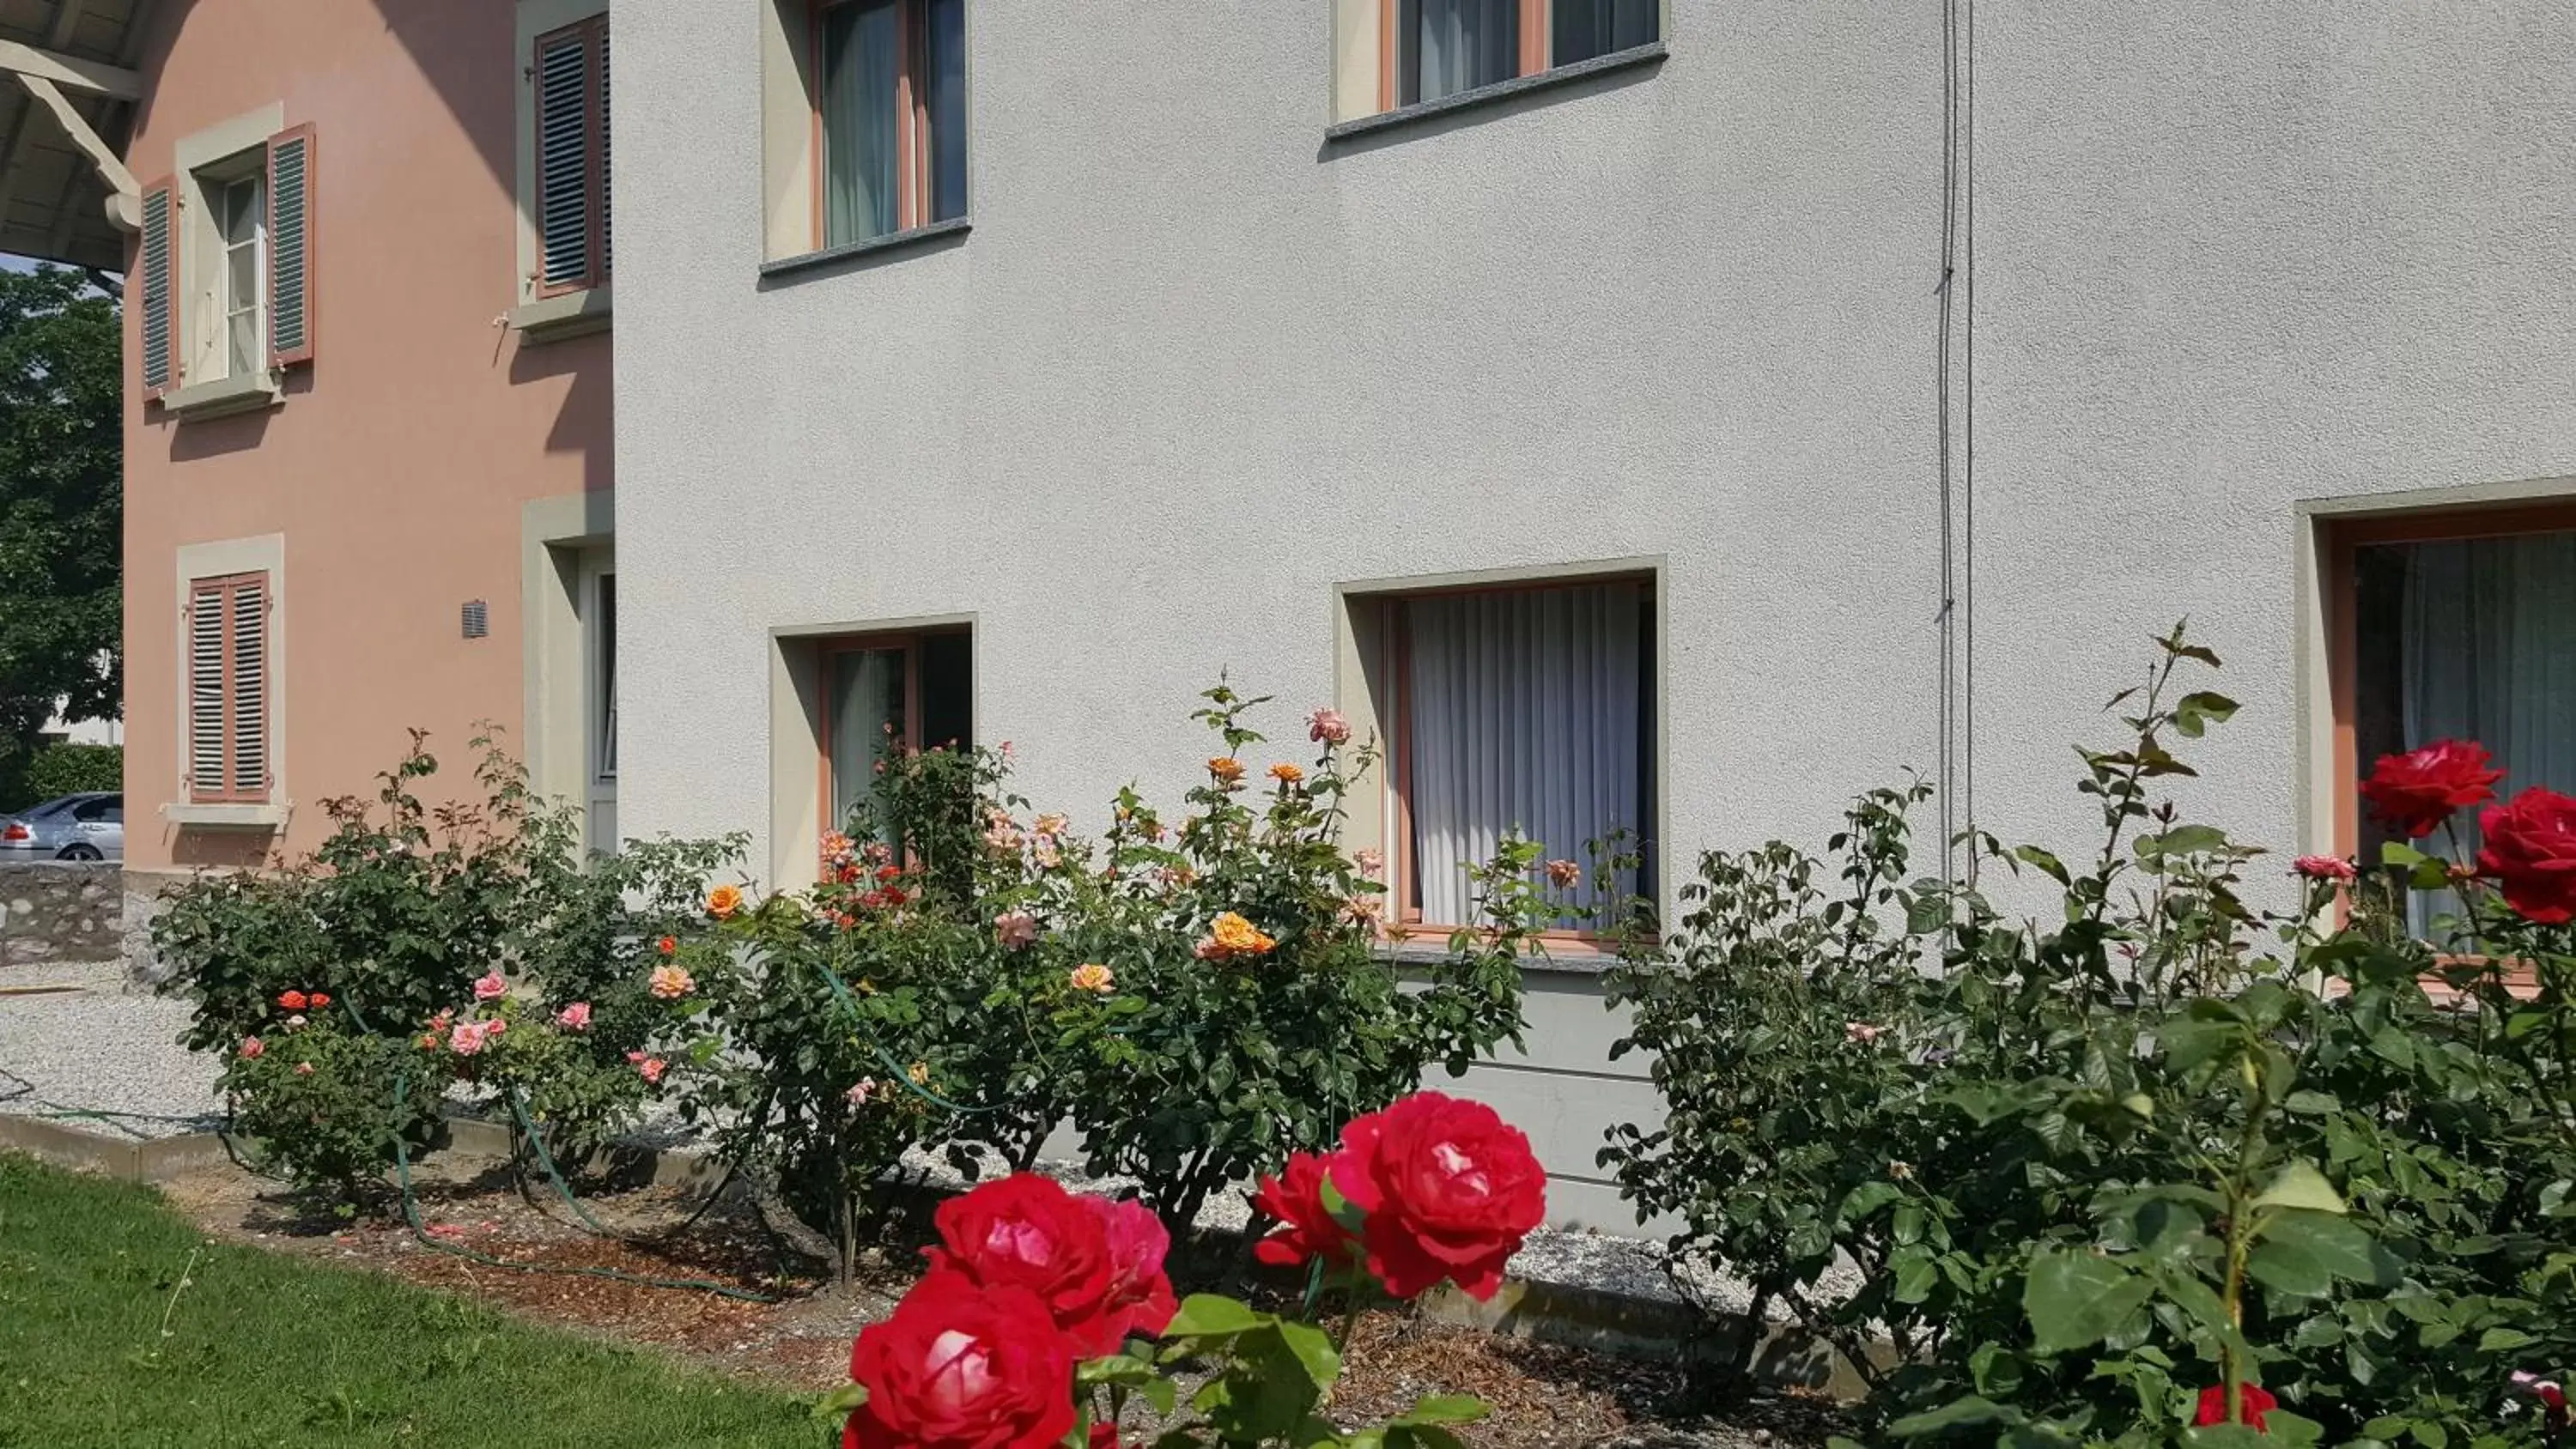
[139,120,315,403]
[819,629,973,838]
[815,0,966,247]
[1342,0,1662,118]
[1375,578,1654,931]
[186,573,272,804]
[535,16,611,296]
[2330,506,2576,937]
[72,796,121,826]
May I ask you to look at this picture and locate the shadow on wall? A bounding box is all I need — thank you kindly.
[507,335,614,496]
[168,827,274,870]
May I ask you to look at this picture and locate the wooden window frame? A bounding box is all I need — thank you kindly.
[813,626,972,854]
[807,0,956,250]
[533,15,611,300]
[1374,573,1655,950]
[1376,0,1649,113]
[187,571,272,806]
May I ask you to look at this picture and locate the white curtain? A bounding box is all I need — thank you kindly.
[2397,533,2576,932]
[1410,0,1518,103]
[823,1,900,245]
[1406,582,1644,926]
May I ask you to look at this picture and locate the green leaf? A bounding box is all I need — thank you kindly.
[1163,1294,1268,1339]
[2254,1161,2347,1216]
[2261,1210,2393,1286]
[811,1382,868,1425]
[2024,1249,2151,1354]
[1394,1395,1489,1427]
[1886,1396,2013,1435]
[2014,846,2072,886]
[1274,1319,1342,1392]
[2248,1234,2333,1299]
[2172,691,2239,738]
[2281,1089,2341,1117]
[2477,1327,2537,1351]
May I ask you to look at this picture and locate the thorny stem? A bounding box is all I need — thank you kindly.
[2218,1049,2269,1426]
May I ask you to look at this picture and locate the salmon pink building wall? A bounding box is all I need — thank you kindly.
[120,0,609,879]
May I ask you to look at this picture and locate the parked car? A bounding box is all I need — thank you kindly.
[0,792,122,862]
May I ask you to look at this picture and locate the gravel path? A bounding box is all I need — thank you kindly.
[0,961,222,1135]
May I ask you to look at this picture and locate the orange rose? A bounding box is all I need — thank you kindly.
[706,884,744,919]
[1268,762,1305,785]
[1207,757,1246,786]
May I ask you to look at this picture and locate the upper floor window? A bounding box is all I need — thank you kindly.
[817,0,966,247]
[1338,0,1662,120]
[140,120,315,405]
[535,15,611,296]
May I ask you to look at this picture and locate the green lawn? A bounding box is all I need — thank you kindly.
[0,1153,823,1448]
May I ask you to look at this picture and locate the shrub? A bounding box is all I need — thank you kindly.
[16,741,118,805]
[1603,627,2576,1443]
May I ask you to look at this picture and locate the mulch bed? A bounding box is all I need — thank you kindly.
[154,1157,1846,1449]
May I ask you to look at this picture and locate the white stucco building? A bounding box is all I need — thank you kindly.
[611,2,2576,1229]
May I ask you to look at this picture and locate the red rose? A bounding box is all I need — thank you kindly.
[844,1269,1074,1449]
[2477,787,2576,925]
[1327,1091,1546,1301]
[276,990,307,1011]
[2194,1382,2276,1428]
[1083,1196,1178,1346]
[308,991,332,1009]
[2360,739,2503,839]
[927,1174,1119,1355]
[1249,1153,1358,1270]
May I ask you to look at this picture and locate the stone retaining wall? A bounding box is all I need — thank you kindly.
[0,862,121,969]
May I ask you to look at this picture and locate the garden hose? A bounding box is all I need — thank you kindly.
[808,954,1005,1117]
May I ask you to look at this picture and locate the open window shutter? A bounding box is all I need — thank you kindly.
[139,181,175,397]
[536,24,597,292]
[267,125,315,367]
[228,576,270,799]
[597,22,610,280]
[185,583,228,801]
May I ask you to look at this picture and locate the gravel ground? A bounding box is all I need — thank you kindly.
[0,961,221,1134]
[0,968,1856,1324]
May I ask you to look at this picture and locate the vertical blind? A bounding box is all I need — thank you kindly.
[1404,581,1645,926]
[1402,0,1520,105]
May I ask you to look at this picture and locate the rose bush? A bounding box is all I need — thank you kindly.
[1604,627,2576,1444]
[828,1089,1547,1449]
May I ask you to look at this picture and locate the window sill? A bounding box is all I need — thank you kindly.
[760,216,972,282]
[1324,40,1668,145]
[157,370,283,421]
[1377,931,1618,977]
[164,800,288,828]
[509,286,611,343]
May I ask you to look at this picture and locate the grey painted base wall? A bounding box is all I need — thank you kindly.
[0,863,122,970]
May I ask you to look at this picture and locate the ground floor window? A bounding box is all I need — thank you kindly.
[1376,576,1654,931]
[819,628,973,839]
[2333,506,2576,935]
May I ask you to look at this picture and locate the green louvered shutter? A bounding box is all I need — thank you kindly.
[267,125,314,367]
[535,19,607,294]
[138,180,174,397]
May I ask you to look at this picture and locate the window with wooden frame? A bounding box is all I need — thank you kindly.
[138,124,314,403]
[817,628,973,842]
[811,0,966,248]
[2324,500,2576,944]
[533,15,611,297]
[185,572,273,804]
[1370,576,1655,936]
[1346,0,1659,115]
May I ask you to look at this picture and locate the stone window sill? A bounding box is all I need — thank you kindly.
[1323,40,1668,145]
[164,800,288,828]
[760,216,972,282]
[157,369,282,421]
[510,285,611,343]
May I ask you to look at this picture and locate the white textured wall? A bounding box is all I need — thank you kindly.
[612,2,2576,1231]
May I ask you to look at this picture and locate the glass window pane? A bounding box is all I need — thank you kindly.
[222,178,260,245]
[822,1,902,245]
[227,310,258,375]
[595,573,617,779]
[1552,0,1657,66]
[1402,0,1518,106]
[227,242,257,312]
[926,0,968,222]
[919,632,973,751]
[2353,530,2576,938]
[828,647,907,836]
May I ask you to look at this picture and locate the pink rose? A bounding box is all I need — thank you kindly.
[449,1022,490,1056]
[472,971,508,1002]
[2293,855,2357,882]
[1032,837,1062,870]
[294,1062,315,1076]
[555,1002,592,1031]
[847,1080,879,1107]
[648,965,695,999]
[1354,848,1385,879]
[283,1014,307,1030]
[1309,708,1352,746]
[1081,1196,1180,1347]
[1543,859,1583,888]
[629,1052,666,1084]
[238,1036,264,1060]
[1844,1022,1884,1044]
[994,910,1040,949]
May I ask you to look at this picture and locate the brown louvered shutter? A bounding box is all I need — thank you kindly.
[139,180,175,397]
[535,19,607,294]
[267,126,315,367]
[185,573,272,803]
